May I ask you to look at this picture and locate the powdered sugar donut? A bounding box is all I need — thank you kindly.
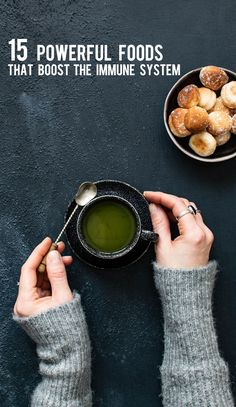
[200,66,228,91]
[208,111,232,136]
[184,106,209,133]
[221,81,236,109]
[214,131,231,146]
[209,96,231,115]
[189,131,216,157]
[168,108,191,137]
[198,87,216,111]
[177,84,200,108]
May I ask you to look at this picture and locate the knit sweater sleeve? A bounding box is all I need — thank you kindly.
[153,260,234,407]
[13,292,92,407]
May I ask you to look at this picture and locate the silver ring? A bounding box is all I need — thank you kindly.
[176,205,201,221]
[189,205,201,215]
[176,209,194,221]
[17,281,20,286]
[188,205,197,215]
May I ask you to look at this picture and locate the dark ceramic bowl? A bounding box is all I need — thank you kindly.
[164,67,236,163]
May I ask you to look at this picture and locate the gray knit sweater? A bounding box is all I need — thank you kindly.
[13,293,92,407]
[14,261,234,406]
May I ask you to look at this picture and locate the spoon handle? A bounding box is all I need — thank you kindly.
[37,243,58,273]
[55,204,79,244]
[37,204,79,273]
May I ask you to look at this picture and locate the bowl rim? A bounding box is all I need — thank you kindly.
[163,66,236,163]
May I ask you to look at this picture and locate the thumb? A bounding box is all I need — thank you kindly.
[46,250,72,301]
[149,203,171,244]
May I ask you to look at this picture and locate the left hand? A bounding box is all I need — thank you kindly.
[14,237,73,317]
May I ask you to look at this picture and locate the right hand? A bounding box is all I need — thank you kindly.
[14,237,74,318]
[144,191,214,269]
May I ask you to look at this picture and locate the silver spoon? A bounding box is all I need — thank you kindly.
[38,182,97,272]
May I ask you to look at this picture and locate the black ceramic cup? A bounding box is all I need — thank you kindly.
[77,195,157,260]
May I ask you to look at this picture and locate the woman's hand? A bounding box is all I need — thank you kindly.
[144,191,214,269]
[14,237,73,317]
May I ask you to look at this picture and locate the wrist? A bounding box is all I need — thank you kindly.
[14,291,74,318]
[156,259,209,269]
[155,252,210,270]
[13,292,88,345]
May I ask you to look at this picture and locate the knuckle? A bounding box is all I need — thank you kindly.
[181,198,189,205]
[188,229,205,245]
[49,266,66,279]
[207,229,214,244]
[14,301,23,316]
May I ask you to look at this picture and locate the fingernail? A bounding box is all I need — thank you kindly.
[47,250,61,264]
[43,236,51,243]
[143,191,151,196]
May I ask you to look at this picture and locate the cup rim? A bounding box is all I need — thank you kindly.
[164,66,236,163]
[77,194,141,258]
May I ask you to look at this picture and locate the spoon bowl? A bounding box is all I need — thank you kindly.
[75,182,97,206]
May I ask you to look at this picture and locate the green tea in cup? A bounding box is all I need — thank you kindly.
[81,199,137,253]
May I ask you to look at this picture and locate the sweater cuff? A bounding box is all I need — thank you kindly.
[153,260,218,306]
[13,292,87,345]
[153,261,220,359]
[153,261,217,320]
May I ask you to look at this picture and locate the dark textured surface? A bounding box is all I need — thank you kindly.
[0,1,236,406]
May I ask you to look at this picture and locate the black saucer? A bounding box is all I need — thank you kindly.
[65,180,154,269]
